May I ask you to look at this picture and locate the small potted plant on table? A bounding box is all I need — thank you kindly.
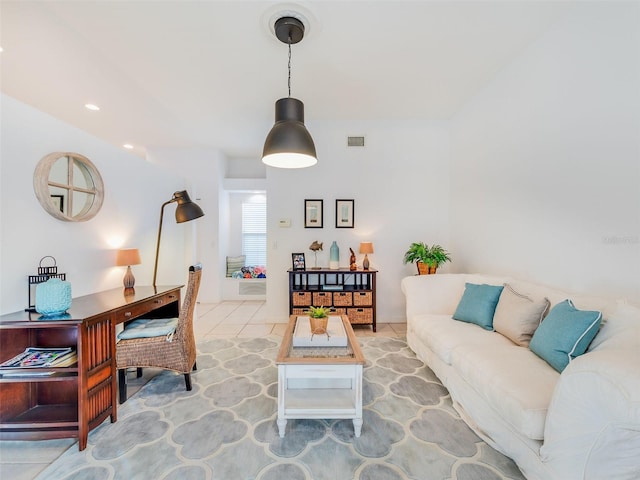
[403,242,451,275]
[308,306,330,335]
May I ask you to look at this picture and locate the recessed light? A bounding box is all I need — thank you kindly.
[123,144,134,149]
[85,103,100,111]
[0,47,4,53]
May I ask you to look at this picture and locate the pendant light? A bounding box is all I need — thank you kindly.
[262,16,317,169]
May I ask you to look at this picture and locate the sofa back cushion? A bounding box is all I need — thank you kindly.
[588,301,640,351]
[452,283,504,330]
[529,299,602,372]
[493,283,550,347]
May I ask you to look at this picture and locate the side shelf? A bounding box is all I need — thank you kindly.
[288,268,377,332]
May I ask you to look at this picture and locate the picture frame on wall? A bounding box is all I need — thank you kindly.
[304,199,323,228]
[335,199,354,228]
[292,253,306,270]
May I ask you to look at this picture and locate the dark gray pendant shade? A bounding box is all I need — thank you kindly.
[262,97,317,168]
[262,16,317,169]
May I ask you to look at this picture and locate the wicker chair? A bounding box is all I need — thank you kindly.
[116,264,202,404]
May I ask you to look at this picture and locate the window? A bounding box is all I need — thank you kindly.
[242,201,267,266]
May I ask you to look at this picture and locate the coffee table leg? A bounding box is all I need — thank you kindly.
[353,417,363,437]
[277,417,287,437]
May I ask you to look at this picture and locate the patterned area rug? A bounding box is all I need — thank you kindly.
[37,336,525,480]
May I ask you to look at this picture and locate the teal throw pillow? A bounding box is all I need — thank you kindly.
[452,283,504,330]
[529,299,602,372]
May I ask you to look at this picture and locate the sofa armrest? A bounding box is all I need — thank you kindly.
[401,274,469,318]
[541,348,640,480]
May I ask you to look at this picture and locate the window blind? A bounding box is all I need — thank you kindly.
[242,202,267,266]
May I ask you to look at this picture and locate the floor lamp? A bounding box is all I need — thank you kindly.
[152,190,205,287]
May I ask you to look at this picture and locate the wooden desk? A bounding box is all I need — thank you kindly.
[0,285,181,450]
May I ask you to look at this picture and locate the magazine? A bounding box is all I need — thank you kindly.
[0,347,74,368]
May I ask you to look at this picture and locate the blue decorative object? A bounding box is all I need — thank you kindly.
[35,278,72,316]
[329,241,340,270]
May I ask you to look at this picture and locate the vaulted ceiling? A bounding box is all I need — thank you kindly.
[0,1,576,158]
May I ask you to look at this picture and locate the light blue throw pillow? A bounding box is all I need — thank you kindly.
[529,299,602,372]
[452,283,504,330]
[117,318,178,340]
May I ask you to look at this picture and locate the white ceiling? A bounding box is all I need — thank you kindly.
[0,1,576,159]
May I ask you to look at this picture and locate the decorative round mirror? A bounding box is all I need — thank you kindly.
[33,152,104,222]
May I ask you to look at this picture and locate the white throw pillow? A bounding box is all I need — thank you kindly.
[493,283,550,347]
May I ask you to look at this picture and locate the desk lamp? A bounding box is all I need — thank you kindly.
[359,242,374,270]
[153,190,204,287]
[116,248,141,290]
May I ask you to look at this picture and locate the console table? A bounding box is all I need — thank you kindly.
[288,268,377,331]
[0,285,181,450]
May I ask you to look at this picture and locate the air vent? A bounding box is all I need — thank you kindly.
[347,136,365,147]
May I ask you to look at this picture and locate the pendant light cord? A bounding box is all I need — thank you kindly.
[287,36,292,98]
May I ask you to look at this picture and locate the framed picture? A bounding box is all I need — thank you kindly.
[292,253,306,270]
[304,199,323,228]
[51,194,64,213]
[335,199,354,228]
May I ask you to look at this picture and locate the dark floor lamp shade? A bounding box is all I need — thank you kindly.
[153,190,204,287]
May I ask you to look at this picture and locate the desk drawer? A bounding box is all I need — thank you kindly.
[114,293,178,323]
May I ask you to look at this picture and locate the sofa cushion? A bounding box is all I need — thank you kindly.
[452,343,559,440]
[411,313,514,365]
[493,283,550,347]
[589,301,640,351]
[529,299,602,372]
[452,283,504,330]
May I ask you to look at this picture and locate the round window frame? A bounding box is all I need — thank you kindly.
[33,152,105,222]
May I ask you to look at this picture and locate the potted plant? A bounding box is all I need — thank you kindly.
[308,306,330,334]
[403,242,451,275]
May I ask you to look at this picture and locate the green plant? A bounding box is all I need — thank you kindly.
[403,242,452,268]
[308,306,330,318]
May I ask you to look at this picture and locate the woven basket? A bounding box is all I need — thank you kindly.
[333,292,352,306]
[353,292,372,306]
[417,262,437,275]
[309,316,328,334]
[292,292,311,306]
[347,308,373,324]
[312,292,332,306]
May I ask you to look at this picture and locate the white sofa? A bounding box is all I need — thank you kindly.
[401,273,640,480]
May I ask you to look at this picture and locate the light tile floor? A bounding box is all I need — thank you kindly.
[0,301,405,480]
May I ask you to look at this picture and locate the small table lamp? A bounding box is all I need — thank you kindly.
[359,242,374,270]
[116,248,141,289]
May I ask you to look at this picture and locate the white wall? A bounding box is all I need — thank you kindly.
[450,3,640,302]
[0,95,191,314]
[266,120,451,322]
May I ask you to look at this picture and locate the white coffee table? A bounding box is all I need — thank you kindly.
[276,315,366,437]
